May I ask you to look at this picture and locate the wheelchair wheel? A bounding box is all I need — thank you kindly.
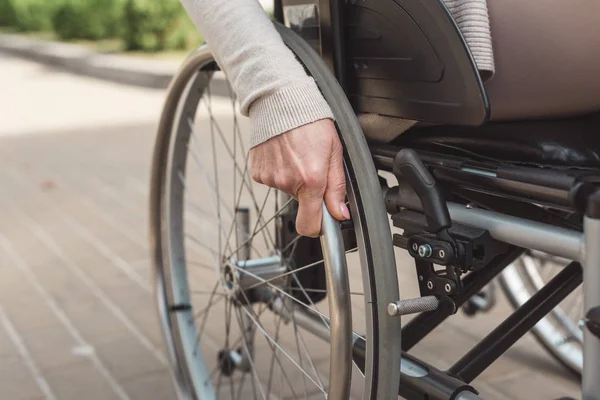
[500,251,582,374]
[150,25,401,400]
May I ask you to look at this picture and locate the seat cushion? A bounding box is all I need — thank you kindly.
[485,0,600,120]
[393,112,600,169]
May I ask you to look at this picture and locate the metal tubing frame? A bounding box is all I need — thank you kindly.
[449,261,583,383]
[583,210,600,400]
[446,203,584,262]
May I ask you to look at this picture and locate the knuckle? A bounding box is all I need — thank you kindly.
[303,174,322,190]
[302,164,325,188]
[250,169,262,183]
[260,173,274,187]
[273,173,293,191]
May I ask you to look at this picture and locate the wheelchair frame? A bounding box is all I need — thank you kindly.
[276,0,600,399]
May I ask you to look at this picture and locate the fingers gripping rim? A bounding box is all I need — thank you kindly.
[274,23,402,400]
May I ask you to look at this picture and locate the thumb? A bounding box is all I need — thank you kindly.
[296,186,325,238]
[324,140,350,221]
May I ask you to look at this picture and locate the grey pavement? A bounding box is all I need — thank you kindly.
[0,52,581,399]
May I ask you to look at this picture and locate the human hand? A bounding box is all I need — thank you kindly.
[250,119,350,237]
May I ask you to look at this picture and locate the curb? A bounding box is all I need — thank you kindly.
[0,34,181,89]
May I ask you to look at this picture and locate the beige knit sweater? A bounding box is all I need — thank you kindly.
[180,0,494,148]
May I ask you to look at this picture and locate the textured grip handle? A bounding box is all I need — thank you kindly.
[387,296,440,316]
[393,149,451,233]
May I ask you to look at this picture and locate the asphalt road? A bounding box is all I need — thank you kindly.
[0,53,581,400]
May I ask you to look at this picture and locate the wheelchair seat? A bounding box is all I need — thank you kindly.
[392,111,600,169]
[349,0,600,146]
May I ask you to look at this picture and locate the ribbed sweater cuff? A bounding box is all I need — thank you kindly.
[248,79,334,148]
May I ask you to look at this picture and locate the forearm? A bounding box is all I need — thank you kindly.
[180,0,333,147]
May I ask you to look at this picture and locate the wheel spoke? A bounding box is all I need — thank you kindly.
[185,233,221,257]
[192,293,227,316]
[235,370,248,400]
[193,281,222,355]
[224,152,251,245]
[225,185,272,262]
[187,261,215,271]
[289,288,365,296]
[290,270,367,379]
[237,303,327,395]
[247,246,358,292]
[224,292,234,348]
[247,258,325,290]
[216,364,224,397]
[231,82,239,264]
[185,124,235,257]
[184,129,234,220]
[246,186,275,254]
[233,306,268,400]
[282,234,302,255]
[282,297,326,394]
[208,82,225,260]
[290,314,310,400]
[233,283,301,398]
[205,363,222,387]
[234,265,329,321]
[265,309,284,398]
[226,197,294,259]
[202,97,276,251]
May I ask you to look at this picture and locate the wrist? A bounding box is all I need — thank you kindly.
[249,79,334,148]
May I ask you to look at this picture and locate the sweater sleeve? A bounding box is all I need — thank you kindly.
[179,0,334,148]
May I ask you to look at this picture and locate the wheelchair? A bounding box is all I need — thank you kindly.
[150,0,600,398]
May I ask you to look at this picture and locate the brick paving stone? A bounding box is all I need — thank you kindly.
[0,323,20,359]
[24,344,89,375]
[122,370,177,400]
[488,370,577,400]
[19,324,86,373]
[95,336,167,381]
[43,363,124,400]
[0,355,44,400]
[0,290,59,334]
[123,303,168,349]
[65,308,134,347]
[217,378,265,400]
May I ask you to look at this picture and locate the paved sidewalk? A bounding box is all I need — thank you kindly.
[0,53,581,399]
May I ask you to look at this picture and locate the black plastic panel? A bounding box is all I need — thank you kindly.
[344,0,489,126]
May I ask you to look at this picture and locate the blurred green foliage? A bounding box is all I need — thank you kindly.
[9,0,63,31]
[0,0,17,27]
[122,0,200,51]
[53,0,123,40]
[0,0,203,51]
